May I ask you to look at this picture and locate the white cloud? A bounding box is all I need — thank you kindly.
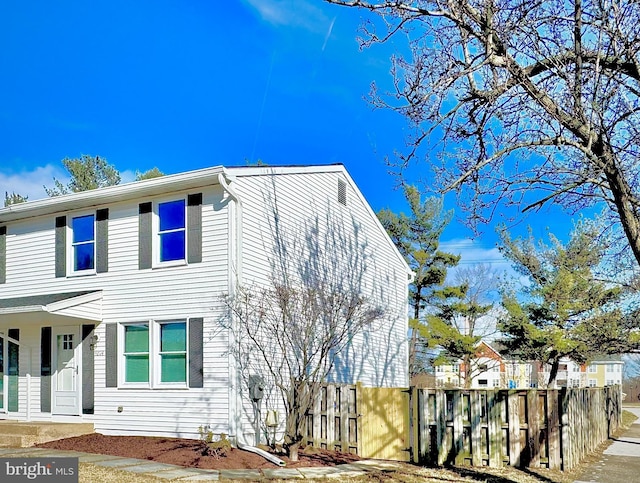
[0,165,68,203]
[243,0,332,33]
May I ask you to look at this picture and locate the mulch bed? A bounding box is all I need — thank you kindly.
[37,434,361,470]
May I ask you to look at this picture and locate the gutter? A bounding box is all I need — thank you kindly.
[217,171,245,454]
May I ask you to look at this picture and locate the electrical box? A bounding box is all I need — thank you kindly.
[248,374,264,401]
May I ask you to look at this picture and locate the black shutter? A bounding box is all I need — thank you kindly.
[82,324,95,413]
[40,327,52,412]
[55,216,66,277]
[0,226,6,284]
[105,324,118,388]
[138,202,152,269]
[8,329,19,412]
[187,193,202,264]
[96,209,109,273]
[189,318,204,388]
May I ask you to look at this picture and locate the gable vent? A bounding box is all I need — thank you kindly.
[338,179,347,206]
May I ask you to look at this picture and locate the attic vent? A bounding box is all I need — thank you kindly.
[337,179,347,206]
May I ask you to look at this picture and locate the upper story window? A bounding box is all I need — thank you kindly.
[55,209,108,278]
[71,214,95,272]
[157,200,186,263]
[138,194,202,270]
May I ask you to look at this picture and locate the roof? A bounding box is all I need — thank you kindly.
[0,290,102,321]
[0,166,226,223]
[0,291,97,309]
[0,163,411,277]
[0,164,347,223]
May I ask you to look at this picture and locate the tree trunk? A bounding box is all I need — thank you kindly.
[547,359,560,389]
[463,355,472,389]
[288,442,300,462]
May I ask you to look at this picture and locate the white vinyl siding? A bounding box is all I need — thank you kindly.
[0,186,230,438]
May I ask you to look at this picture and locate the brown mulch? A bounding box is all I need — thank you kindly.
[36,434,361,470]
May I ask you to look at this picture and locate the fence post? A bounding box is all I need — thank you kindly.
[417,389,428,463]
[547,390,561,470]
[487,389,503,468]
[527,389,540,468]
[508,391,521,466]
[469,390,480,466]
[436,390,448,465]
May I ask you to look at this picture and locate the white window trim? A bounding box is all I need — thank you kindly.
[67,211,97,277]
[118,319,189,389]
[153,198,188,269]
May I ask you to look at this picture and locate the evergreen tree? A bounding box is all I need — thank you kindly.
[378,186,459,375]
[135,167,165,181]
[498,223,639,387]
[45,155,121,196]
[4,191,28,207]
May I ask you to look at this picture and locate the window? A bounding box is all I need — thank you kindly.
[158,322,186,383]
[123,324,149,383]
[139,195,201,270]
[120,320,187,387]
[589,364,597,373]
[56,209,108,277]
[157,200,186,263]
[589,379,597,387]
[71,214,95,272]
[492,379,500,387]
[606,379,614,386]
[606,363,615,373]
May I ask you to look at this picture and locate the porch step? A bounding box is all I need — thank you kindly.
[0,422,94,448]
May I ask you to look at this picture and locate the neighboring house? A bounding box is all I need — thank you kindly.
[466,341,503,389]
[433,342,623,390]
[0,164,411,441]
[585,356,624,388]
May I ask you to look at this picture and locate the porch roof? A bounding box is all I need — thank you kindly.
[0,290,102,322]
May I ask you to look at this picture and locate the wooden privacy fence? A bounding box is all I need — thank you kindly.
[305,383,622,471]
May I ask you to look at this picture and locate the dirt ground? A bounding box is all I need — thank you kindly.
[37,434,361,470]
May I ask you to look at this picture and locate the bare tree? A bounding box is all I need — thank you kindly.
[327,0,640,268]
[222,206,387,461]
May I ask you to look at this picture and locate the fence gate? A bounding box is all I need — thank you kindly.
[358,384,412,461]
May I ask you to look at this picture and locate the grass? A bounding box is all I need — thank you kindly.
[77,409,638,482]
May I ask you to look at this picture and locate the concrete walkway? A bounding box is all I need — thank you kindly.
[574,406,640,483]
[0,446,401,481]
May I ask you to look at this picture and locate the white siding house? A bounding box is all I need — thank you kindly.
[0,164,410,442]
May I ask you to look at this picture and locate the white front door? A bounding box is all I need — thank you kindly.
[52,326,81,415]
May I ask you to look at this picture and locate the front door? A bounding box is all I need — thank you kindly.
[52,326,81,415]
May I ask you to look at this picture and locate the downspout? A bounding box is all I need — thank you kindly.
[218,172,285,466]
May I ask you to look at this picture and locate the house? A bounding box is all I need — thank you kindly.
[0,164,411,442]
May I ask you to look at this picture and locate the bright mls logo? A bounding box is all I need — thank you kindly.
[0,458,78,482]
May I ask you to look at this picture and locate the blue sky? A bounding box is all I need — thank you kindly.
[0,0,577,271]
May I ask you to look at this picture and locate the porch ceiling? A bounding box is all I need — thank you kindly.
[0,290,102,323]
